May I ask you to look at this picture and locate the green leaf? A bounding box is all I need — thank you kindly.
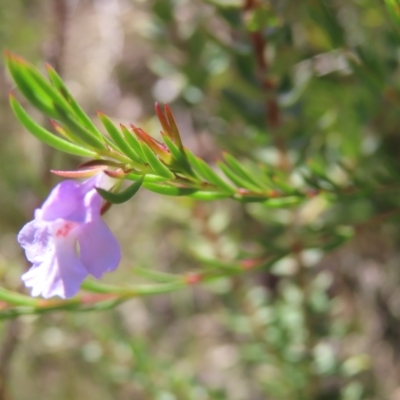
[82,279,186,296]
[267,171,298,194]
[385,0,400,26]
[81,280,129,294]
[0,287,39,306]
[307,160,340,189]
[46,65,104,141]
[301,173,321,190]
[309,0,345,48]
[133,267,180,283]
[246,6,279,32]
[6,55,58,117]
[98,113,142,163]
[126,172,168,183]
[162,133,184,160]
[10,95,97,157]
[120,124,146,160]
[204,0,242,8]
[164,104,183,148]
[7,54,75,118]
[348,46,386,91]
[218,161,261,191]
[185,150,236,193]
[188,191,230,200]
[233,193,270,202]
[96,176,144,204]
[140,141,175,179]
[143,182,197,196]
[6,54,106,150]
[262,196,303,208]
[162,134,194,175]
[55,105,106,150]
[223,153,266,189]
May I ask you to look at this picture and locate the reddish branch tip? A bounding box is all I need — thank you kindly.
[51,167,107,178]
[237,188,252,195]
[267,190,280,198]
[104,168,126,178]
[80,293,118,304]
[185,272,203,285]
[306,189,319,198]
[241,259,261,270]
[50,119,61,128]
[100,201,112,216]
[7,52,26,64]
[78,159,119,169]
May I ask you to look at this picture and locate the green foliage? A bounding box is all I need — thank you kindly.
[2,0,400,399]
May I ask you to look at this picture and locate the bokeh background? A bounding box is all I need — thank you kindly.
[2,0,400,399]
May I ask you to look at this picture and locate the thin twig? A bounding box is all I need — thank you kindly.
[242,0,289,170]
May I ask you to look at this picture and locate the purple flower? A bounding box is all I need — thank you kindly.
[18,173,121,299]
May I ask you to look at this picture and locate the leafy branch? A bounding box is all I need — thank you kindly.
[7,52,397,211]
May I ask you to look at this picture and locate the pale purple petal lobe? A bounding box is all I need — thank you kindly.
[18,220,52,264]
[41,180,84,221]
[77,219,121,278]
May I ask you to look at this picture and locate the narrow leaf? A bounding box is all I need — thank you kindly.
[0,287,39,306]
[7,53,74,118]
[262,196,303,207]
[188,191,230,200]
[155,103,171,135]
[270,174,298,194]
[161,134,194,175]
[10,95,96,157]
[82,280,186,296]
[98,113,141,163]
[132,125,172,164]
[218,161,261,191]
[133,267,180,283]
[307,160,340,189]
[164,104,183,148]
[385,0,400,26]
[126,172,168,183]
[140,142,175,179]
[223,153,265,189]
[143,182,197,196]
[46,65,104,141]
[120,124,146,160]
[49,119,83,144]
[51,167,107,178]
[96,176,144,204]
[55,105,106,150]
[6,55,58,117]
[81,280,129,294]
[185,150,236,193]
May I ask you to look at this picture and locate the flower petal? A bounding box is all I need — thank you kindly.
[41,173,111,223]
[77,219,121,279]
[17,220,53,264]
[22,224,88,299]
[41,180,85,222]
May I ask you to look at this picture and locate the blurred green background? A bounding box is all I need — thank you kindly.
[2,0,400,399]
